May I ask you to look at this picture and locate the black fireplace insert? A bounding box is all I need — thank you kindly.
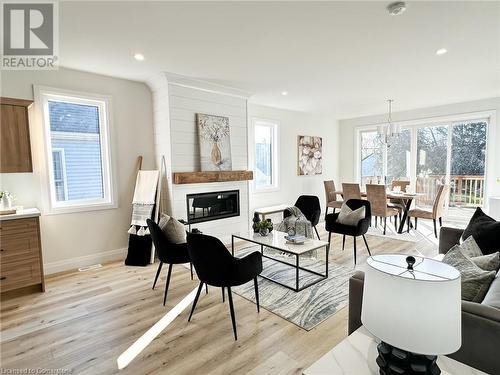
[186,190,240,224]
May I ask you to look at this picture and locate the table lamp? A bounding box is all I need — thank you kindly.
[361,254,461,375]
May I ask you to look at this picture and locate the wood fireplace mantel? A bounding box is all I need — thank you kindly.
[173,170,253,184]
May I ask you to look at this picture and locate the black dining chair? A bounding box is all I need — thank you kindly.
[186,232,262,340]
[284,195,322,240]
[147,219,193,306]
[325,199,372,265]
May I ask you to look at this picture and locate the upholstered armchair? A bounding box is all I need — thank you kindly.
[325,199,372,265]
[284,195,322,239]
[147,219,192,306]
[186,232,262,340]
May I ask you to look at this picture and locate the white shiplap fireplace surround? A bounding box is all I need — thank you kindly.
[147,73,252,243]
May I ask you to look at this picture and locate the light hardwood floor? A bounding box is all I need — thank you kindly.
[1,225,439,375]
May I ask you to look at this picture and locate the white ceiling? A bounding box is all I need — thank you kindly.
[59,1,500,118]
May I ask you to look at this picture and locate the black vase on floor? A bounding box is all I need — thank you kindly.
[376,342,441,375]
[252,213,260,233]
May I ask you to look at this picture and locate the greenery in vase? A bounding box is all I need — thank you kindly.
[256,220,273,230]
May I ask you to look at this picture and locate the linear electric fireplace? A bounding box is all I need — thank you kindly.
[186,190,240,224]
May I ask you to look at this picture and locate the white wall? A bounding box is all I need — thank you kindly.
[0,68,155,274]
[338,97,500,213]
[147,74,251,242]
[247,104,340,218]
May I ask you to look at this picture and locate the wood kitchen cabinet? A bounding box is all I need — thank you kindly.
[1,97,34,173]
[0,211,45,295]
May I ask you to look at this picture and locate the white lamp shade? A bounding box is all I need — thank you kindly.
[361,254,461,355]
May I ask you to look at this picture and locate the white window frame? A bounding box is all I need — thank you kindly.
[36,86,116,214]
[251,118,280,192]
[51,148,68,201]
[354,110,494,212]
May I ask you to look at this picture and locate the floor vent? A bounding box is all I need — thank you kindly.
[78,264,103,272]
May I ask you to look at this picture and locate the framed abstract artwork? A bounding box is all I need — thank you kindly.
[297,135,322,175]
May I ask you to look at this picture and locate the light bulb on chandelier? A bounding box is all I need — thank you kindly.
[378,99,401,146]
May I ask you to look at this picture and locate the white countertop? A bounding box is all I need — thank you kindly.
[303,326,485,375]
[0,207,41,221]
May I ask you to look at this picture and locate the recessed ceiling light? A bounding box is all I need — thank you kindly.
[134,53,145,61]
[387,2,406,16]
[436,48,448,56]
[281,91,288,96]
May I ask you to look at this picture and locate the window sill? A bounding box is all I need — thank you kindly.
[253,186,281,194]
[43,201,118,216]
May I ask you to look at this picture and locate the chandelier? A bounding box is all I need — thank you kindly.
[377,99,401,145]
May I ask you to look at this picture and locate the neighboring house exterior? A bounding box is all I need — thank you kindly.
[48,101,104,201]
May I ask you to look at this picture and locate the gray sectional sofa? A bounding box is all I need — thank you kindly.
[348,226,500,375]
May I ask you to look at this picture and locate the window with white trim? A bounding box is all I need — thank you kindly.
[51,148,67,201]
[253,119,279,190]
[39,88,114,212]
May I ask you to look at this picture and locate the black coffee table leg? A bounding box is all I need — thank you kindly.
[296,255,299,292]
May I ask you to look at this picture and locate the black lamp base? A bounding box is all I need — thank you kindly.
[376,342,441,375]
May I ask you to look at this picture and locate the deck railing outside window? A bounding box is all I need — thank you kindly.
[416,175,484,207]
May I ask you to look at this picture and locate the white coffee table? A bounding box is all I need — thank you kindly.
[303,326,486,375]
[231,230,330,292]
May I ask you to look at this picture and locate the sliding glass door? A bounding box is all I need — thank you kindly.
[358,118,488,218]
[360,130,383,188]
[416,125,448,207]
[387,128,411,184]
[449,121,488,208]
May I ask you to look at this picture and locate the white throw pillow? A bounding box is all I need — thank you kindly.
[336,203,365,226]
[158,214,187,244]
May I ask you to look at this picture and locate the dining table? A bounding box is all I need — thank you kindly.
[334,190,424,234]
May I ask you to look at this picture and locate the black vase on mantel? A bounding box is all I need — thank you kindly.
[252,213,260,233]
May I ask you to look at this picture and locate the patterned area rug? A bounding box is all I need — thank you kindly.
[233,245,355,331]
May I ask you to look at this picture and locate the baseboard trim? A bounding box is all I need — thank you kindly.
[44,247,128,275]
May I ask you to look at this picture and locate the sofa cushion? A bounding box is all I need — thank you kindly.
[336,203,365,226]
[462,208,500,255]
[482,273,500,309]
[457,236,500,272]
[159,214,186,244]
[459,236,483,257]
[443,245,496,302]
[471,253,500,272]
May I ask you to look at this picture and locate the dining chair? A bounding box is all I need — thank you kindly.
[186,232,262,341]
[408,184,449,238]
[325,199,372,265]
[366,184,399,235]
[324,180,343,220]
[147,219,193,306]
[391,180,410,192]
[342,183,362,202]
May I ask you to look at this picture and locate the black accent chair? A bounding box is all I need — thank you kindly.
[325,199,372,265]
[146,219,193,306]
[284,195,322,240]
[186,232,263,340]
